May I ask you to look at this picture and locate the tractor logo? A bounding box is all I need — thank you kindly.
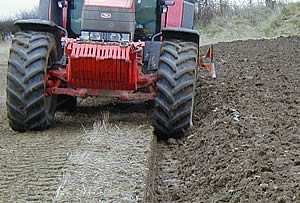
[100,13,112,19]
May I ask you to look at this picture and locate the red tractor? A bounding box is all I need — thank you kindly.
[7,0,214,138]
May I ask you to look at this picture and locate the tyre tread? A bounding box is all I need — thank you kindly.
[7,31,57,131]
[153,40,198,138]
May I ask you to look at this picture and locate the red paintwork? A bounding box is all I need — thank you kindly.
[46,69,157,100]
[48,0,52,20]
[46,70,62,96]
[66,41,139,90]
[84,0,134,9]
[199,45,216,78]
[62,0,68,28]
[199,45,213,70]
[48,69,67,82]
[46,40,157,101]
[45,39,158,100]
[164,0,184,27]
[46,41,215,100]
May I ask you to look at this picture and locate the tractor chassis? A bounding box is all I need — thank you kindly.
[45,47,214,101]
[45,39,215,101]
[46,69,158,100]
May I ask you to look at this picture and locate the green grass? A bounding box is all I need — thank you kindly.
[264,3,300,37]
[199,2,300,45]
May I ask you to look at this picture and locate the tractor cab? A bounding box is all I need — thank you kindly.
[67,0,162,41]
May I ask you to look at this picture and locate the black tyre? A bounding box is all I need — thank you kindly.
[153,40,198,139]
[7,31,58,132]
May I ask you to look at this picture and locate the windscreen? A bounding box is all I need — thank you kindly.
[68,0,158,39]
[135,0,158,39]
[68,0,84,37]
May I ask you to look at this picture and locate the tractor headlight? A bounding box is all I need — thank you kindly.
[120,33,130,42]
[109,33,121,42]
[80,31,90,40]
[106,32,130,42]
[80,31,130,42]
[90,32,102,41]
[111,33,130,42]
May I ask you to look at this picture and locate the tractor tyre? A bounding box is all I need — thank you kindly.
[153,40,198,139]
[56,95,77,112]
[7,31,58,132]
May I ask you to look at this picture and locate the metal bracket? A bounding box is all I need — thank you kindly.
[199,45,216,79]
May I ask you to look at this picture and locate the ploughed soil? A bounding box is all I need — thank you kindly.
[155,36,300,203]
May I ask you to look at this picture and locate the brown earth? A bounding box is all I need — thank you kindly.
[155,36,300,203]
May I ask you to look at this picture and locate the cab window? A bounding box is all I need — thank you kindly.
[68,0,84,37]
[135,0,158,39]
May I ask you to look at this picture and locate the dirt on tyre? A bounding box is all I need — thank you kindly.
[153,40,198,139]
[7,31,58,132]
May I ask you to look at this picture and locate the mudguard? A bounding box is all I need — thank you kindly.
[15,19,64,59]
[161,27,200,45]
[15,19,62,35]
